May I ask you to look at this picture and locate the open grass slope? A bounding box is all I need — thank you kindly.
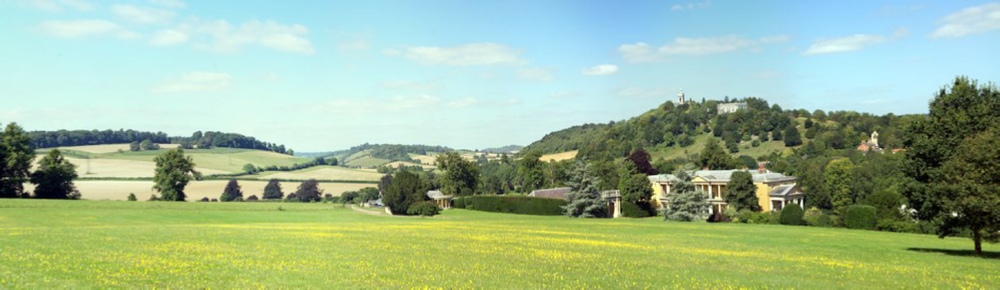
[0,199,996,288]
[38,144,309,174]
[249,166,384,182]
[22,180,372,201]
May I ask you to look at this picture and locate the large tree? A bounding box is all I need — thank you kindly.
[219,179,243,202]
[1,122,35,198]
[435,152,480,196]
[697,139,733,170]
[382,170,428,215]
[152,148,201,201]
[663,170,710,222]
[627,147,657,175]
[262,179,283,200]
[293,179,323,202]
[30,149,78,199]
[617,163,653,205]
[563,160,606,218]
[517,151,545,192]
[784,124,803,147]
[724,170,760,212]
[825,158,855,215]
[902,76,1000,256]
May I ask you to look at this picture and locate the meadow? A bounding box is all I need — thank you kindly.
[23,180,372,201]
[0,199,996,288]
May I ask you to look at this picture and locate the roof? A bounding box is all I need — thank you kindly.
[426,190,452,200]
[528,187,572,200]
[649,169,796,184]
[769,184,803,197]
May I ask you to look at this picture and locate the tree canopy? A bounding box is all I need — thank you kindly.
[30,149,78,199]
[663,170,709,222]
[724,170,760,212]
[698,139,733,170]
[220,179,243,202]
[152,148,201,201]
[382,170,429,215]
[1,122,35,198]
[262,179,283,200]
[293,179,323,203]
[435,152,479,196]
[562,160,606,218]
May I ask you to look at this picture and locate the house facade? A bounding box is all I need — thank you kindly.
[717,102,748,114]
[648,167,804,215]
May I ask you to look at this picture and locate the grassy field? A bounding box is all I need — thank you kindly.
[23,180,373,201]
[540,150,578,162]
[249,166,385,182]
[0,199,996,288]
[102,147,308,173]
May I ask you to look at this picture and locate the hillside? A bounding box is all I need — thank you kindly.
[29,129,294,155]
[523,97,921,164]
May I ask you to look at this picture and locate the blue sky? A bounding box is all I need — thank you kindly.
[2,0,999,152]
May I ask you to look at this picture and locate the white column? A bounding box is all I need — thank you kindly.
[708,185,714,199]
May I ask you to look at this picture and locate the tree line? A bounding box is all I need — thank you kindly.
[1,123,79,199]
[28,129,293,155]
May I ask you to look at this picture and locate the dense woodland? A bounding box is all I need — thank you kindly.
[28,129,293,155]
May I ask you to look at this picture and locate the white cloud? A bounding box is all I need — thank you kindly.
[151,71,232,93]
[405,43,526,66]
[671,0,711,11]
[581,64,618,76]
[148,0,185,9]
[449,97,481,108]
[22,0,93,12]
[619,35,788,62]
[518,67,555,81]
[112,4,175,25]
[149,29,187,46]
[930,3,1000,38]
[802,34,886,55]
[181,19,315,54]
[38,19,128,38]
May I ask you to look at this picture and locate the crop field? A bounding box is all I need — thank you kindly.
[540,150,578,162]
[343,155,391,168]
[408,153,437,165]
[22,180,373,201]
[38,144,309,174]
[249,166,385,182]
[0,200,996,288]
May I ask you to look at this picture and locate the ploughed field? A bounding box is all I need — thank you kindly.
[0,199,996,288]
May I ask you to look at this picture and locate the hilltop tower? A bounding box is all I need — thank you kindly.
[677,89,685,105]
[870,131,879,148]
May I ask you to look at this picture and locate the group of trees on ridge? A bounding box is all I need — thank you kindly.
[28,129,294,155]
[1,123,79,199]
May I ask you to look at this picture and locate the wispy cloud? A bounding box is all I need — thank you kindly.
[180,18,315,54]
[112,4,175,25]
[930,3,1000,38]
[518,67,555,81]
[21,0,94,12]
[671,0,711,11]
[404,43,526,66]
[581,64,618,76]
[149,29,187,46]
[151,71,232,93]
[619,35,789,62]
[37,19,136,39]
[802,29,907,56]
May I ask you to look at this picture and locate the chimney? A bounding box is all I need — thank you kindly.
[757,162,766,174]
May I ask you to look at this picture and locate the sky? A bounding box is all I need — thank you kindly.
[2,0,999,152]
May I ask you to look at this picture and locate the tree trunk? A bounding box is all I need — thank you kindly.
[973,229,982,257]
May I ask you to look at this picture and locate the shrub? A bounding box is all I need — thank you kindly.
[845,205,877,230]
[780,204,804,225]
[457,196,567,216]
[816,214,833,227]
[453,197,466,209]
[768,211,781,224]
[127,193,137,201]
[246,195,259,201]
[406,201,439,216]
[198,197,209,202]
[148,194,160,201]
[621,202,652,218]
[803,207,824,226]
[726,207,742,222]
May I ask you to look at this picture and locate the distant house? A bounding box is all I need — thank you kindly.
[426,190,453,209]
[717,102,748,114]
[857,131,882,153]
[648,164,803,215]
[528,187,572,200]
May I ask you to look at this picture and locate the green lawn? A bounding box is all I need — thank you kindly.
[0,199,996,288]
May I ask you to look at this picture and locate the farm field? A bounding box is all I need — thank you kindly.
[249,166,384,182]
[540,150,578,162]
[38,144,308,174]
[22,180,373,201]
[0,199,996,288]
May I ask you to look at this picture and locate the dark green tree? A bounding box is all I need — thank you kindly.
[152,148,201,201]
[617,163,653,204]
[784,125,802,147]
[262,179,283,200]
[242,163,257,174]
[1,122,34,198]
[294,179,323,202]
[698,139,733,170]
[724,170,760,212]
[30,149,78,199]
[219,179,243,202]
[129,141,141,152]
[517,151,545,192]
[663,170,709,222]
[562,160,606,218]
[939,128,1000,256]
[435,152,480,196]
[140,139,159,150]
[382,170,428,215]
